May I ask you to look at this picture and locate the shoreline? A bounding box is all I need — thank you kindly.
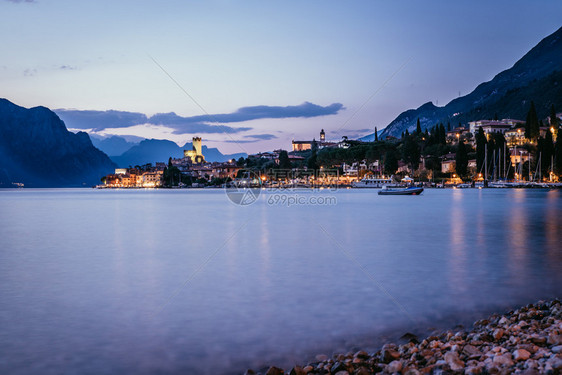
[246,299,562,375]
[90,184,562,190]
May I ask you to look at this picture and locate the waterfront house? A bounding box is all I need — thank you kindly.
[510,149,531,167]
[211,163,242,180]
[446,127,470,144]
[441,159,456,173]
[142,171,163,187]
[469,120,514,136]
[505,128,526,146]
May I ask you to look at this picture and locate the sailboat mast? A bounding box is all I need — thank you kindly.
[539,152,542,182]
[527,152,533,182]
[484,146,488,181]
[492,150,497,181]
[549,155,554,182]
[504,143,507,179]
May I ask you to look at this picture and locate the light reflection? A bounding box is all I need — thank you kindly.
[545,190,562,268]
[258,201,272,303]
[448,189,468,298]
[507,190,528,285]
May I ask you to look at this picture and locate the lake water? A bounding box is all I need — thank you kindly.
[0,188,561,374]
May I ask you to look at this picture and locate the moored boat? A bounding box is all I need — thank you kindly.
[378,186,424,195]
[352,176,394,188]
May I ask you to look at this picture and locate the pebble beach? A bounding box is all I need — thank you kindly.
[246,299,562,375]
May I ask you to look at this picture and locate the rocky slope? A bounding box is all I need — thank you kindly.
[362,26,562,140]
[0,99,115,187]
[90,135,139,157]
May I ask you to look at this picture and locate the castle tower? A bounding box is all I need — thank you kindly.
[320,129,325,142]
[192,137,202,155]
[183,136,205,163]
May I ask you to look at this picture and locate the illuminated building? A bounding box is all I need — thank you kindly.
[184,137,206,164]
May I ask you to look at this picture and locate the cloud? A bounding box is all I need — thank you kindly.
[330,128,372,139]
[59,65,77,70]
[222,133,279,143]
[55,110,149,130]
[244,134,277,140]
[23,68,37,76]
[330,128,371,134]
[55,102,344,135]
[207,102,344,123]
[147,112,252,134]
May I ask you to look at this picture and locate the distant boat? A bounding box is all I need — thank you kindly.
[352,176,393,188]
[378,186,424,195]
[488,181,508,188]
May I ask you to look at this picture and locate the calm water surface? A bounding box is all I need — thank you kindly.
[0,188,561,374]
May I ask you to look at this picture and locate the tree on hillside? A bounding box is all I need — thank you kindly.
[455,139,468,177]
[307,149,318,170]
[278,150,291,169]
[555,137,562,176]
[416,118,422,135]
[476,127,487,173]
[374,127,378,141]
[384,150,398,175]
[439,123,447,145]
[311,139,318,152]
[365,146,379,164]
[550,105,559,127]
[163,165,181,186]
[551,105,560,140]
[537,131,555,177]
[402,135,420,173]
[525,101,540,140]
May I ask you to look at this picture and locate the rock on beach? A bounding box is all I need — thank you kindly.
[247,299,562,375]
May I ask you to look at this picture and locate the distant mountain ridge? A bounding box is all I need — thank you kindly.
[90,135,139,157]
[110,138,246,167]
[0,99,115,187]
[360,26,562,140]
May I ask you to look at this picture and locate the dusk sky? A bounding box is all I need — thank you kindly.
[2,0,562,154]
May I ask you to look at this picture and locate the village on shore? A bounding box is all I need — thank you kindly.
[99,103,562,190]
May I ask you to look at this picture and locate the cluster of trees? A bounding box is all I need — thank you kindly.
[162,158,191,186]
[233,119,459,181]
[315,142,401,175]
[232,101,562,182]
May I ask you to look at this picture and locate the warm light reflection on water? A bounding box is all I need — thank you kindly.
[0,188,560,375]
[449,190,469,301]
[546,190,562,268]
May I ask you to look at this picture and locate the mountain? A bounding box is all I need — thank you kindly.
[110,138,247,167]
[362,26,562,140]
[90,135,139,157]
[0,99,116,187]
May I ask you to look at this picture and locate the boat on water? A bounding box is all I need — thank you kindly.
[352,176,394,188]
[378,186,424,195]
